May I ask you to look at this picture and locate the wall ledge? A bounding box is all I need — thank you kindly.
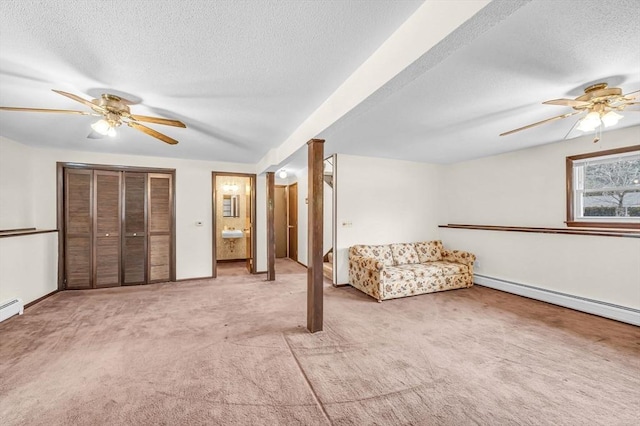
[0,229,58,238]
[440,224,639,238]
[475,274,640,326]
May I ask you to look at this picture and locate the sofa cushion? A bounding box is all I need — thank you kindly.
[396,261,469,277]
[415,240,443,262]
[350,244,394,266]
[390,243,420,265]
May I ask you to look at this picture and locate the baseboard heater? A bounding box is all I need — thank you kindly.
[474,274,640,326]
[0,298,24,323]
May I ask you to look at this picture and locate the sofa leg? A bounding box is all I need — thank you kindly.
[377,299,382,303]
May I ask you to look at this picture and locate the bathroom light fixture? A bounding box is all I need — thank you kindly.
[222,182,238,192]
[278,170,287,179]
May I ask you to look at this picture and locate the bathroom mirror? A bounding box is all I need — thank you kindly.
[223,194,239,217]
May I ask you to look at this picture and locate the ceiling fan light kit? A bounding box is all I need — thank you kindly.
[500,82,638,142]
[0,90,186,145]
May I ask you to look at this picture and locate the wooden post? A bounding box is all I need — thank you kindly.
[307,138,324,333]
[266,172,276,281]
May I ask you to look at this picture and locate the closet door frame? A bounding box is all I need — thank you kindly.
[57,162,176,291]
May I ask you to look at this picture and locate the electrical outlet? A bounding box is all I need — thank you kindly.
[341,220,352,227]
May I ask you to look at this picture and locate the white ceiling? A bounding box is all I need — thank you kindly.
[2,0,639,172]
[0,0,422,162]
[314,0,640,166]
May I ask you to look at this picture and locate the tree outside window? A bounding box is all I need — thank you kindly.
[566,146,640,229]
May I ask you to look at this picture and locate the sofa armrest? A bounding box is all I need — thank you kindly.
[442,250,476,266]
[350,255,384,271]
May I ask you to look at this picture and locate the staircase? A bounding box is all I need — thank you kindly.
[323,173,333,188]
[323,250,333,280]
[324,156,333,188]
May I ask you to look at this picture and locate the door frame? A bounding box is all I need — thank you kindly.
[211,171,257,277]
[287,182,298,261]
[274,184,288,259]
[56,162,176,291]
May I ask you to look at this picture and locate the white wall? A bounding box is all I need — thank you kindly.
[440,126,640,309]
[0,233,58,305]
[0,138,268,305]
[0,137,34,229]
[335,154,443,284]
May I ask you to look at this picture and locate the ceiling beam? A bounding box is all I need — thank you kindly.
[256,0,499,174]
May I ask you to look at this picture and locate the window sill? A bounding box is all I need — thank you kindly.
[565,221,640,230]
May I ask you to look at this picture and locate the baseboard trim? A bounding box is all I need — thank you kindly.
[475,274,640,326]
[292,259,308,269]
[175,276,214,282]
[24,290,59,309]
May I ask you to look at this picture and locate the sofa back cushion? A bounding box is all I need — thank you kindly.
[415,241,443,262]
[350,244,394,266]
[390,243,420,265]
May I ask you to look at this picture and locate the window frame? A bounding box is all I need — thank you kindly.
[566,145,640,229]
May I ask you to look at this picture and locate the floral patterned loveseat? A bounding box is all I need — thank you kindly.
[348,241,475,301]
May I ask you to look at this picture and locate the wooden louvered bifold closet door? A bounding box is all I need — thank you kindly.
[94,171,122,288]
[148,173,172,282]
[123,172,147,285]
[65,169,93,289]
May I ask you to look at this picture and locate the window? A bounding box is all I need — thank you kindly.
[566,145,640,229]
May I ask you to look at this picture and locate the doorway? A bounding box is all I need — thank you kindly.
[288,182,298,262]
[212,172,256,277]
[274,185,287,259]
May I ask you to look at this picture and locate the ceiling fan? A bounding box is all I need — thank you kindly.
[0,89,186,144]
[500,83,639,142]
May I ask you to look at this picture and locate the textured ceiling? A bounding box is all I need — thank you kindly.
[3,1,638,171]
[0,0,422,162]
[315,0,640,165]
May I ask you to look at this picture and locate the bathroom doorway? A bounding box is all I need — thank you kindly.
[212,172,256,277]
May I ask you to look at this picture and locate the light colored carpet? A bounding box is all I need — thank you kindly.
[217,257,306,276]
[0,273,638,425]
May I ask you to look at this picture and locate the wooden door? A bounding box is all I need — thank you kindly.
[123,172,147,285]
[288,183,298,261]
[65,169,93,289]
[148,173,172,282]
[93,170,122,288]
[274,186,287,258]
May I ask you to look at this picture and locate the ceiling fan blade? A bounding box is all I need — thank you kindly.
[622,89,639,99]
[542,98,591,107]
[128,121,178,145]
[0,106,93,115]
[130,114,186,128]
[500,111,583,136]
[51,89,104,112]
